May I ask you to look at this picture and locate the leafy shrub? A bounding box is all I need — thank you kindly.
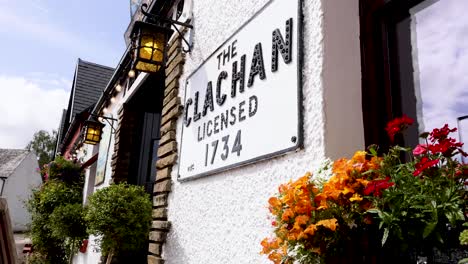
[84,183,152,255]
[49,203,88,241]
[47,156,83,186]
[27,252,52,264]
[27,157,85,264]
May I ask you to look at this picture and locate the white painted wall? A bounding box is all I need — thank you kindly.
[3,152,42,232]
[72,0,364,263]
[164,0,364,263]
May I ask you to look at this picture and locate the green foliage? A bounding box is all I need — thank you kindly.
[49,203,88,241]
[27,252,52,264]
[84,183,152,255]
[368,141,467,252]
[460,223,468,246]
[27,157,85,264]
[26,130,57,168]
[47,156,84,186]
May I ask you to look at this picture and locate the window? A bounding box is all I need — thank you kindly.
[360,0,468,152]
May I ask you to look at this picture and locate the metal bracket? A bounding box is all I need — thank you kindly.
[140,3,194,53]
[90,114,118,134]
[0,177,6,196]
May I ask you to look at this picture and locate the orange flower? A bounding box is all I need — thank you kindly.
[268,252,283,264]
[287,227,303,241]
[292,215,310,231]
[314,193,328,210]
[281,209,294,221]
[268,197,282,213]
[261,237,281,254]
[293,198,313,215]
[316,218,338,231]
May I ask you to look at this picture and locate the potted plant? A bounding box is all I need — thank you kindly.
[84,183,152,264]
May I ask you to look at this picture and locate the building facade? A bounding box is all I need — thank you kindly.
[65,0,467,263]
[0,149,42,232]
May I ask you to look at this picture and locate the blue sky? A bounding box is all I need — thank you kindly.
[0,0,129,148]
[0,0,129,77]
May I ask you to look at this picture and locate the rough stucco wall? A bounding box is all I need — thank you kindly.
[4,153,42,232]
[165,0,326,263]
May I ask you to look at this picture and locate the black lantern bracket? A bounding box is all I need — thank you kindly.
[91,114,118,134]
[0,176,7,196]
[140,3,194,53]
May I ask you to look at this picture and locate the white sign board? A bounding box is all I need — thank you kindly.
[178,0,302,180]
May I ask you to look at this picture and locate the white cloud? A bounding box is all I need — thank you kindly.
[0,75,69,149]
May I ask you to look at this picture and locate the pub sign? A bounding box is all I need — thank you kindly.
[178,0,302,180]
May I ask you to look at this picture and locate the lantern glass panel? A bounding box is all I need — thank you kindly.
[139,31,165,61]
[84,123,103,145]
[135,61,160,73]
[131,21,173,73]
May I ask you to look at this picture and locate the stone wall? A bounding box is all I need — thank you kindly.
[147,35,185,264]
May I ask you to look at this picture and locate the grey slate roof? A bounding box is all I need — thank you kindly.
[70,59,114,119]
[0,149,30,178]
[57,59,115,150]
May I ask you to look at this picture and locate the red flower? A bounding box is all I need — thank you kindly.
[79,239,88,253]
[429,124,457,142]
[413,144,428,156]
[428,138,463,156]
[426,125,467,157]
[364,177,394,197]
[385,115,414,142]
[413,157,439,176]
[455,164,468,178]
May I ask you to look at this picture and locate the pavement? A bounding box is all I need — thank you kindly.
[13,233,30,264]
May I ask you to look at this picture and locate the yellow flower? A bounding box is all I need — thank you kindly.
[352,151,367,163]
[349,193,363,202]
[316,218,338,231]
[303,224,317,236]
[341,186,355,195]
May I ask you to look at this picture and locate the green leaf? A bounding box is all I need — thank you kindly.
[423,221,437,238]
[382,228,389,246]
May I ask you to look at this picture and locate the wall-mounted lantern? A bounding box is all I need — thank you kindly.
[129,3,193,74]
[130,20,174,73]
[82,115,117,145]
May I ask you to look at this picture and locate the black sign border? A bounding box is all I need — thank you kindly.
[177,0,304,182]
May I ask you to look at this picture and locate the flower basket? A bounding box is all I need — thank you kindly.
[261,117,468,264]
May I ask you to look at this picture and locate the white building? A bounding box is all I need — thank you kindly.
[0,149,42,232]
[68,0,467,263]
